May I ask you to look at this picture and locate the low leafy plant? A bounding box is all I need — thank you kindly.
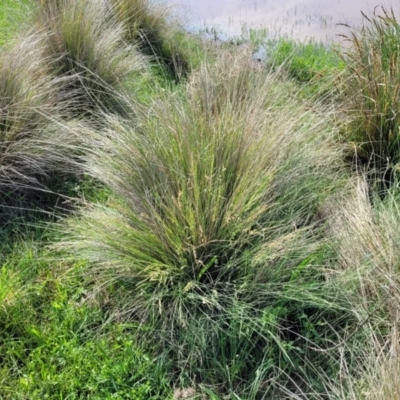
[58,50,359,398]
[0,241,170,399]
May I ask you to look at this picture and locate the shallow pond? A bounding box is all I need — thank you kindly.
[172,0,398,42]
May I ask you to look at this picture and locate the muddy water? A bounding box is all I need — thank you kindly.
[172,0,398,42]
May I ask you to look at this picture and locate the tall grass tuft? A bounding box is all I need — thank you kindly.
[59,50,356,398]
[324,177,400,399]
[0,33,75,196]
[108,0,190,81]
[34,0,147,117]
[339,6,400,193]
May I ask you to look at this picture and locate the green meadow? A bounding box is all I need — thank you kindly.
[1,1,400,398]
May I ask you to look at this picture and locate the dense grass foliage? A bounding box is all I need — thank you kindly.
[57,51,359,397]
[1,0,400,398]
[0,33,75,195]
[340,6,400,193]
[325,177,400,399]
[270,38,344,83]
[0,240,171,399]
[34,0,147,116]
[0,0,31,47]
[264,38,345,101]
[109,0,191,80]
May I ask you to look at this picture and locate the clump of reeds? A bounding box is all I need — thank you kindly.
[33,0,147,117]
[108,0,190,80]
[58,49,360,398]
[339,6,400,193]
[0,33,75,195]
[188,48,262,117]
[322,176,400,399]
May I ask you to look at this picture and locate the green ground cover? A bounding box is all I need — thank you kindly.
[1,1,400,399]
[0,0,31,47]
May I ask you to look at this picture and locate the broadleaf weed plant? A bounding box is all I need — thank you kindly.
[58,49,359,398]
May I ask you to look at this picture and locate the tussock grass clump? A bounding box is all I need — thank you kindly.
[324,177,400,399]
[188,49,263,117]
[108,0,190,80]
[340,6,400,192]
[34,0,147,116]
[0,33,74,195]
[356,358,400,399]
[59,50,355,398]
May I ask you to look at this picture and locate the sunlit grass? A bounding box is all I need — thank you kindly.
[55,49,360,398]
[322,175,400,399]
[0,238,171,399]
[0,0,31,48]
[33,0,147,117]
[109,0,191,80]
[1,0,400,398]
[0,33,77,196]
[339,6,400,194]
